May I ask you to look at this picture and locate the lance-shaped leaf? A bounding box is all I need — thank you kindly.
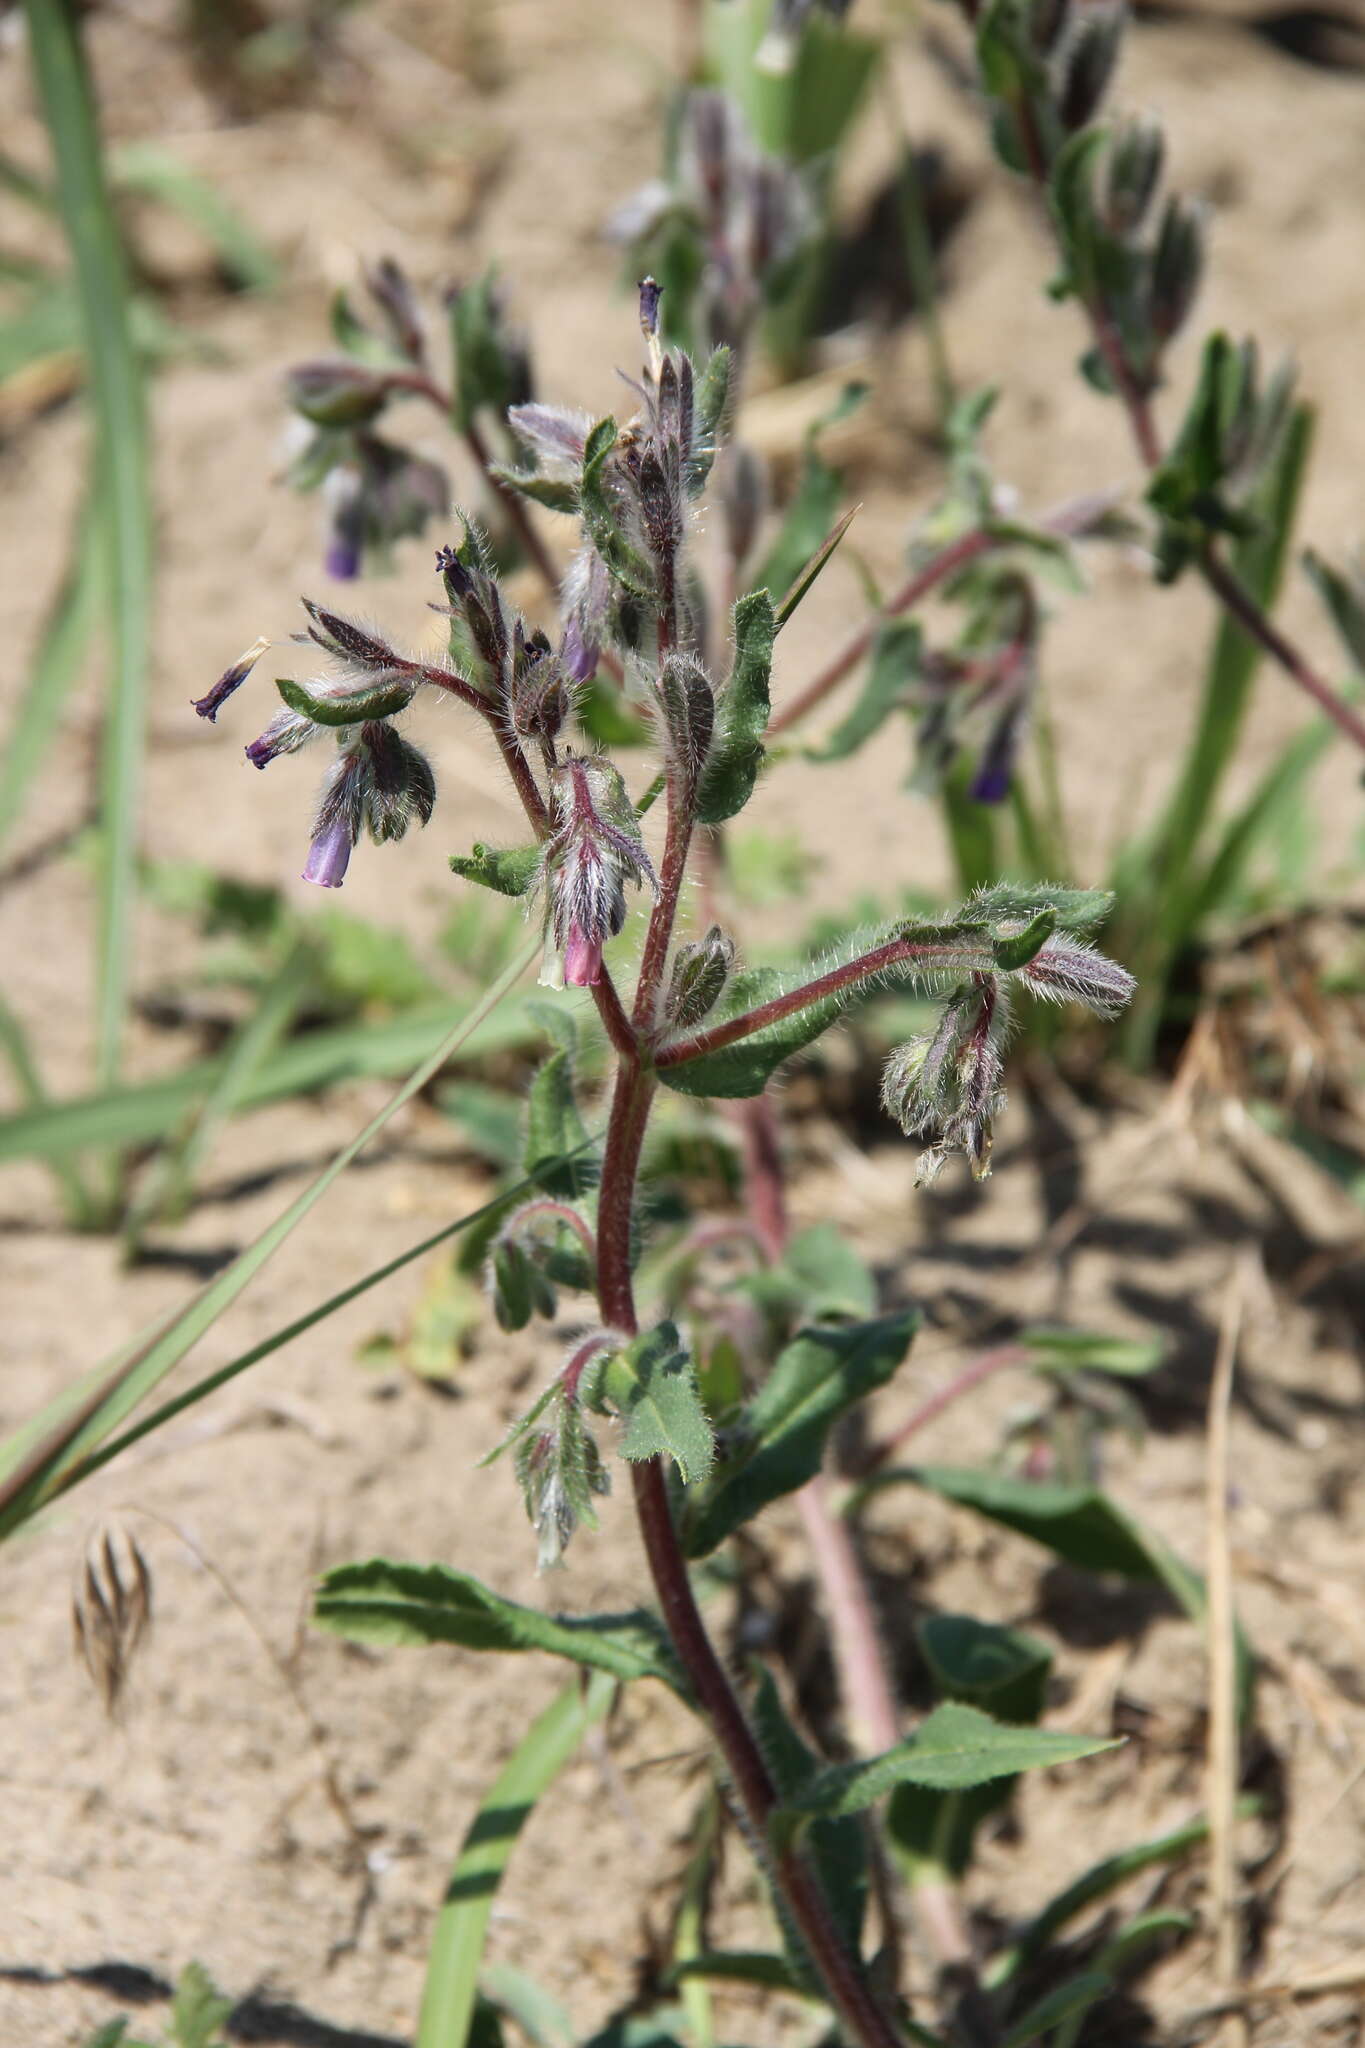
[602,1323,714,1485]
[276,673,415,727]
[449,842,542,898]
[523,1048,595,1198]
[695,590,775,825]
[967,882,1113,935]
[990,907,1056,972]
[858,1465,1255,1714]
[784,1702,1120,1818]
[684,1311,916,1557]
[687,345,731,498]
[314,1559,684,1693]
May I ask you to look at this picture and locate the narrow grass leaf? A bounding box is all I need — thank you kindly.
[0,488,100,851]
[24,0,155,1093]
[0,938,539,1537]
[416,1675,613,2048]
[0,992,93,1226]
[111,143,279,292]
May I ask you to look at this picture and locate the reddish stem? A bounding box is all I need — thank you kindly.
[770,491,1117,738]
[501,1198,597,1267]
[857,1344,1029,1477]
[656,931,959,1073]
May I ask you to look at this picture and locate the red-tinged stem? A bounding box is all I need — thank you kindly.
[593,1063,905,2048]
[656,932,958,1073]
[856,1344,1029,1478]
[412,659,497,720]
[770,491,1116,738]
[1198,545,1365,756]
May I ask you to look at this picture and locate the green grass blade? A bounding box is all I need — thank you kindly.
[0,490,100,850]
[0,936,539,1537]
[0,993,540,1166]
[24,0,154,1094]
[50,1144,591,1501]
[1150,404,1314,915]
[942,758,999,896]
[417,1674,615,2048]
[0,992,94,1226]
[111,142,279,293]
[1171,714,1334,940]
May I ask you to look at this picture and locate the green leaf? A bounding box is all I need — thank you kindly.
[772,502,860,633]
[112,142,279,293]
[989,907,1056,972]
[276,673,415,726]
[579,416,654,596]
[314,1559,683,1692]
[0,487,100,854]
[966,882,1113,935]
[655,963,838,1099]
[695,590,775,825]
[449,268,521,430]
[860,1465,1255,1713]
[416,1675,614,2048]
[0,940,541,1539]
[806,621,920,761]
[688,345,731,497]
[26,0,154,1095]
[479,1964,575,2048]
[523,1049,594,1198]
[780,1223,878,1322]
[448,841,542,898]
[888,1618,1051,1881]
[1020,1329,1165,1378]
[789,1702,1120,1816]
[1304,547,1365,673]
[604,1323,714,1485]
[986,1805,1249,1989]
[1002,1973,1112,2048]
[487,463,580,514]
[671,1952,807,1996]
[170,1962,231,2048]
[684,1312,916,1556]
[754,445,842,607]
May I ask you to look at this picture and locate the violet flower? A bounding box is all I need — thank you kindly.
[302,814,355,889]
[563,922,604,988]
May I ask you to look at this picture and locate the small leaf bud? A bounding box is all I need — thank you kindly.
[286,360,389,427]
[1057,6,1124,132]
[1150,195,1205,344]
[664,927,737,1032]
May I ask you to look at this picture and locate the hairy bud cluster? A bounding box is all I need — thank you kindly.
[664,926,736,1032]
[882,978,1008,1185]
[537,755,657,989]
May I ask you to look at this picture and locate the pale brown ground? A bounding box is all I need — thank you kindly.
[1,2,1364,2044]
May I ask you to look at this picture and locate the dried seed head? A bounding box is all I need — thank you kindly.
[72,1521,153,1718]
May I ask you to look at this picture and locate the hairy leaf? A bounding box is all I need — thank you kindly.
[604,1323,714,1485]
[315,1559,684,1692]
[790,1702,1119,1815]
[685,1311,916,1556]
[695,590,775,825]
[448,842,542,898]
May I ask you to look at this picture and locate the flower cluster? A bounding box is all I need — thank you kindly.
[534,755,656,988]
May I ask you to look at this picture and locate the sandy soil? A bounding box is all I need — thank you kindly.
[1,1,1364,2043]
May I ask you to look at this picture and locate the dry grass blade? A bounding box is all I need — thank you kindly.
[71,1518,153,1716]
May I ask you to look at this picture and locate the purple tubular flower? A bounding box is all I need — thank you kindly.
[193,635,270,723]
[245,709,314,770]
[302,814,355,889]
[326,534,362,580]
[969,708,1022,805]
[561,613,599,686]
[563,922,604,987]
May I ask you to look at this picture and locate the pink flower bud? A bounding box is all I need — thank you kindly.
[563,922,604,987]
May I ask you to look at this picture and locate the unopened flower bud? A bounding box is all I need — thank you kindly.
[656,651,715,792]
[538,755,656,990]
[717,444,767,570]
[1104,119,1164,239]
[362,724,436,843]
[365,256,425,366]
[245,708,316,770]
[193,634,270,723]
[1018,935,1136,1015]
[665,926,736,1031]
[1150,195,1205,343]
[1057,6,1124,131]
[882,979,1007,1184]
[287,360,389,427]
[638,276,663,342]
